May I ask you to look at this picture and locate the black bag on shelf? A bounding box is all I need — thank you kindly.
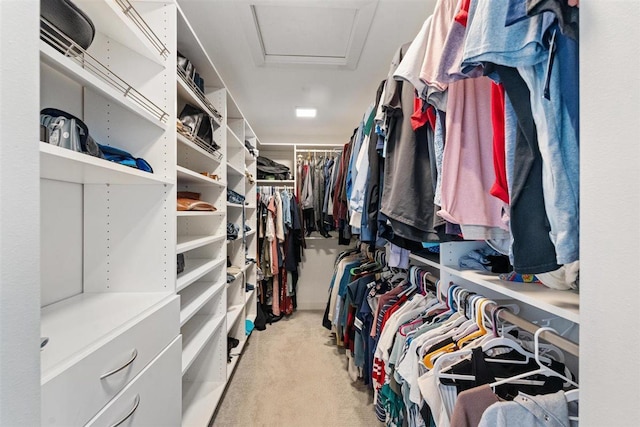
[177,52,195,80]
[178,104,220,150]
[40,0,95,54]
[177,253,185,275]
[40,108,104,158]
[257,156,291,180]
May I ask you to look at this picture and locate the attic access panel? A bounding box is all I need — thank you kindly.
[239,1,378,69]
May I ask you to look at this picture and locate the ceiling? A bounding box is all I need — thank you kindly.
[179,0,435,148]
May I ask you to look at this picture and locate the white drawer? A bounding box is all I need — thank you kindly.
[85,336,182,427]
[42,296,179,427]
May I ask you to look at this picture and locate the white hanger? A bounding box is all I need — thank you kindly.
[489,327,579,390]
[565,389,579,422]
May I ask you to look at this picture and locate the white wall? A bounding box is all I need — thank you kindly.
[0,1,41,425]
[297,238,341,310]
[580,1,640,425]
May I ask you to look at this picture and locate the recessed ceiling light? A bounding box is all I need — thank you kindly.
[296,108,317,118]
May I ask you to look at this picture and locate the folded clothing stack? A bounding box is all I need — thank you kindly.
[458,246,512,274]
[227,189,245,205]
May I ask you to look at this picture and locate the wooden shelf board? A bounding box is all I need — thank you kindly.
[177,234,225,254]
[177,258,225,292]
[179,281,225,326]
[181,313,225,374]
[40,142,172,185]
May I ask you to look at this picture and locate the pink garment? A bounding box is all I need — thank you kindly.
[267,197,280,315]
[419,0,459,92]
[438,76,508,231]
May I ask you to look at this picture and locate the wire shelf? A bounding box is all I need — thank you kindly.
[40,18,169,125]
[177,126,223,162]
[114,0,170,60]
[177,67,223,121]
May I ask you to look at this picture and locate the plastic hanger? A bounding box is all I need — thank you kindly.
[456,298,493,348]
[489,327,579,390]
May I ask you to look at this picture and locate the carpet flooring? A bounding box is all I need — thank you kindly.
[212,310,381,426]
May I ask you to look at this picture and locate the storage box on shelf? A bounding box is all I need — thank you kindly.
[39,2,179,426]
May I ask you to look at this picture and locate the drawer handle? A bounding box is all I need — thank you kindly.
[100,349,138,380]
[109,394,140,427]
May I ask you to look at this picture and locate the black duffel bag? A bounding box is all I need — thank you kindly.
[257,156,291,180]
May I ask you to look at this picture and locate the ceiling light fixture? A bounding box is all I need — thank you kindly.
[296,107,317,118]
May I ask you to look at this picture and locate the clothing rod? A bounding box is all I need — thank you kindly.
[488,303,579,357]
[295,149,342,153]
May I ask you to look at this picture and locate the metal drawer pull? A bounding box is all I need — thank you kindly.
[100,349,138,380]
[109,394,140,427]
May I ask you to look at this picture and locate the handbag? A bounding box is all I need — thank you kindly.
[177,254,185,275]
[40,108,104,158]
[178,104,220,150]
[40,0,95,54]
[177,192,216,211]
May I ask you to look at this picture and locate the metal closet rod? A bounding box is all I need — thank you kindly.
[486,302,579,357]
[295,148,342,153]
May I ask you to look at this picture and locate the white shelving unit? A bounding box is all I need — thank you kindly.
[410,241,580,349]
[38,2,181,426]
[175,3,259,425]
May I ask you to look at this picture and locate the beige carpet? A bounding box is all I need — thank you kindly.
[212,310,382,426]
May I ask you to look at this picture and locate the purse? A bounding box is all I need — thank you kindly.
[177,254,185,275]
[178,104,220,150]
[40,108,104,158]
[40,0,95,54]
[177,192,216,211]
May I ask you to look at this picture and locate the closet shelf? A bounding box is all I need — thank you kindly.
[177,166,225,187]
[181,313,226,374]
[245,230,256,238]
[177,131,223,165]
[256,179,295,185]
[441,265,580,324]
[245,148,257,163]
[39,41,168,129]
[177,211,224,217]
[226,126,245,151]
[409,253,440,269]
[245,205,257,210]
[74,0,169,64]
[226,305,243,332]
[226,337,247,379]
[181,380,225,427]
[40,142,173,185]
[177,258,226,292]
[243,289,256,309]
[41,291,173,381]
[176,75,222,127]
[176,3,225,87]
[179,281,225,327]
[226,202,245,209]
[177,234,225,255]
[226,161,245,177]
